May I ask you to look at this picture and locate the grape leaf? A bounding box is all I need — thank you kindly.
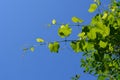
[88,3,98,13]
[48,42,60,53]
[58,24,72,38]
[36,38,44,42]
[52,19,56,24]
[72,16,84,23]
[99,41,107,48]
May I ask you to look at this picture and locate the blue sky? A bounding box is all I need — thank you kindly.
[0,0,109,80]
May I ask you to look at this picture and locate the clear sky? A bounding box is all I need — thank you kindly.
[0,0,109,80]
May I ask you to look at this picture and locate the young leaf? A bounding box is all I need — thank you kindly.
[48,42,60,53]
[85,42,94,51]
[70,41,81,53]
[78,32,86,39]
[30,47,35,52]
[102,12,108,19]
[58,24,72,38]
[99,41,107,48]
[72,16,84,23]
[87,28,96,40]
[102,27,110,37]
[88,3,98,13]
[53,42,60,53]
[48,43,54,52]
[52,19,56,24]
[36,38,44,42]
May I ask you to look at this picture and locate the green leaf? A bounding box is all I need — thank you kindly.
[88,3,98,13]
[53,42,60,53]
[36,38,44,42]
[94,22,110,38]
[86,42,94,51]
[58,24,72,38]
[98,75,106,80]
[52,19,56,24]
[102,12,108,19]
[109,62,113,67]
[48,42,60,53]
[118,74,120,80]
[48,43,54,52]
[117,18,120,26]
[113,60,119,69]
[70,41,81,53]
[108,13,114,24]
[102,27,110,37]
[78,32,85,39]
[109,43,113,52]
[87,28,96,40]
[91,14,101,25]
[30,47,35,52]
[72,16,84,23]
[99,41,107,48]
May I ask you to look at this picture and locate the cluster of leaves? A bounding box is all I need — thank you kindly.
[23,0,120,80]
[77,0,120,80]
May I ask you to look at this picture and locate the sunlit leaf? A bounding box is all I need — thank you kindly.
[48,42,60,53]
[88,3,98,13]
[102,27,110,37]
[36,38,44,42]
[53,42,60,53]
[58,24,72,38]
[91,14,101,25]
[86,42,94,51]
[87,28,96,40]
[108,13,114,24]
[78,32,85,39]
[48,43,54,52]
[30,47,35,52]
[70,41,81,53]
[96,22,104,30]
[72,16,84,23]
[102,12,108,19]
[52,19,56,24]
[99,41,107,48]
